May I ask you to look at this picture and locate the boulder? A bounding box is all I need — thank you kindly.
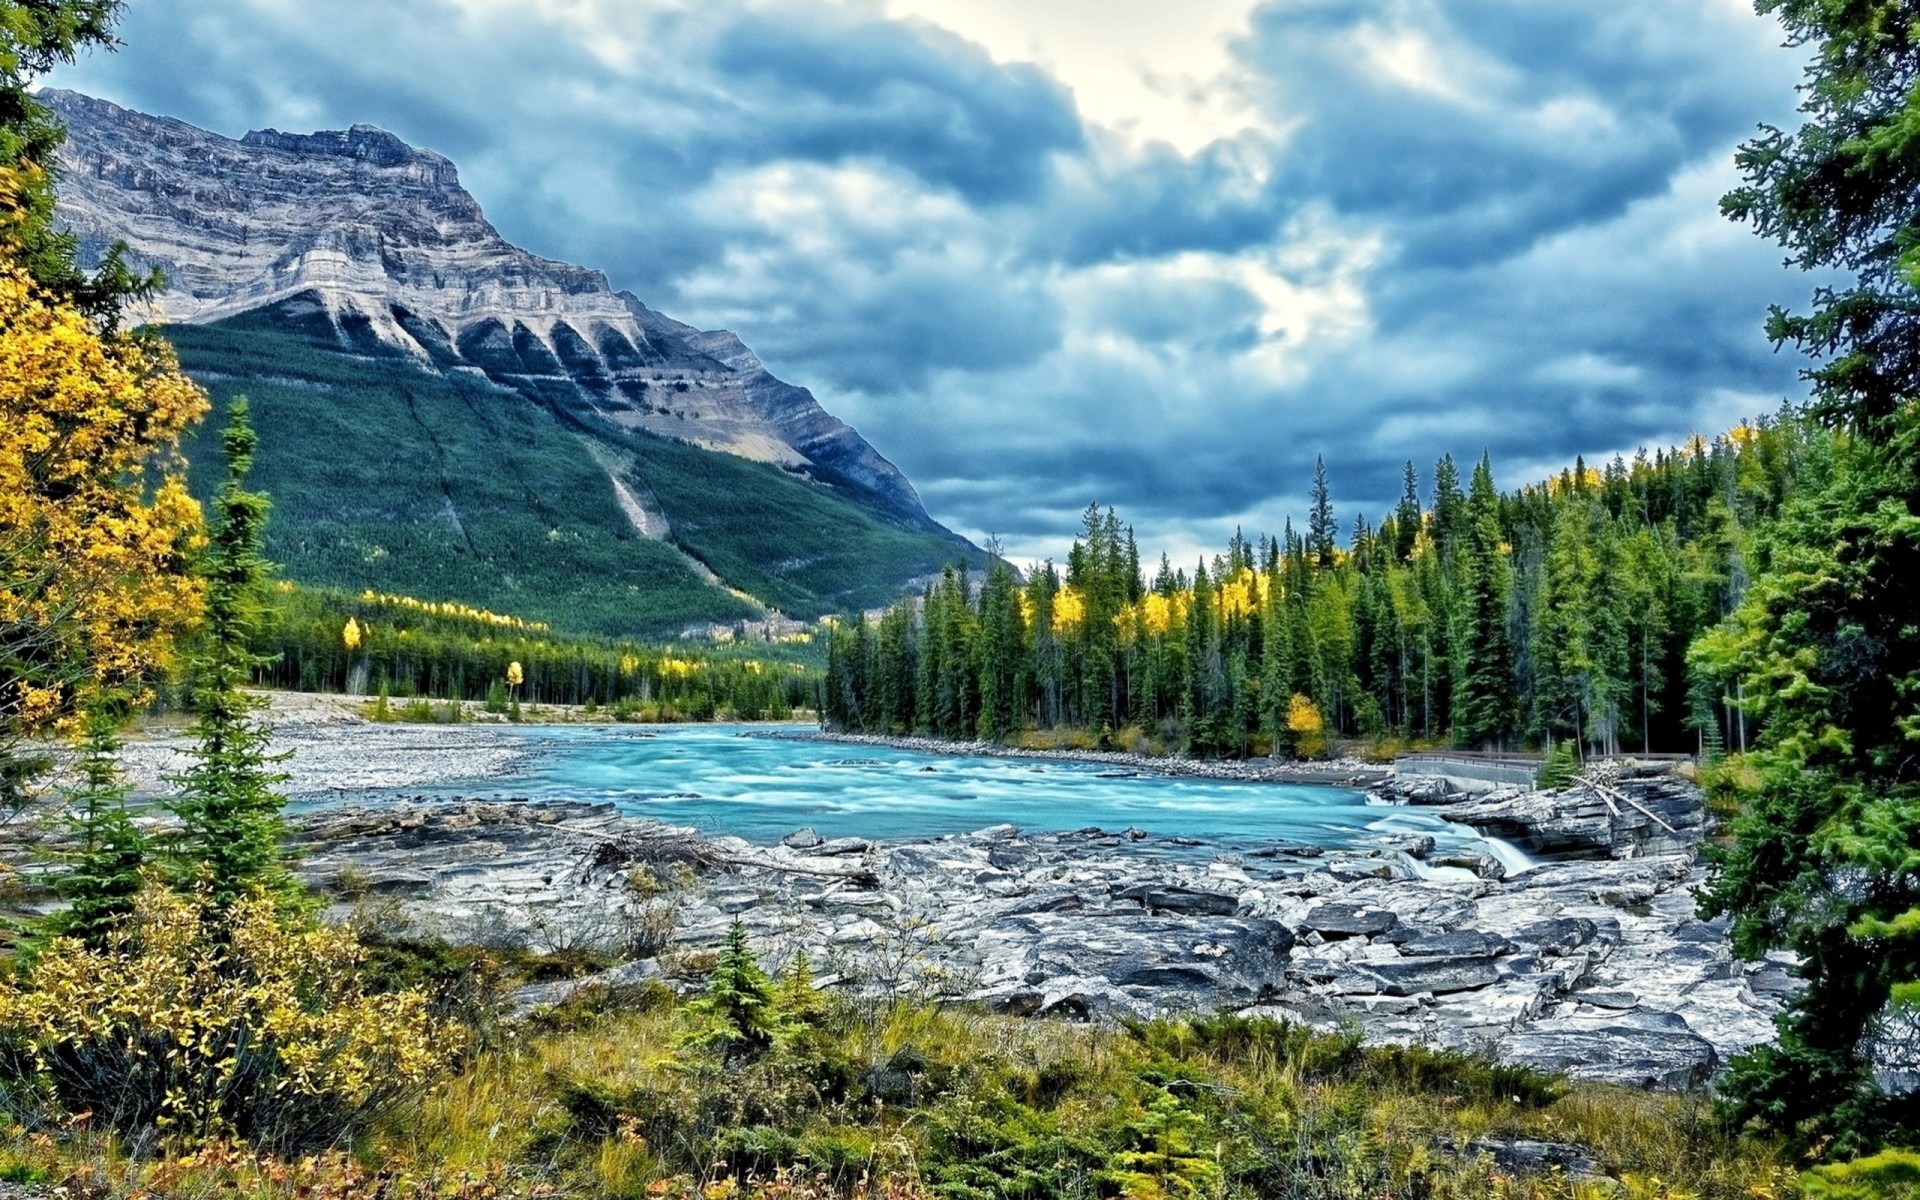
[1116,884,1242,916]
[1300,902,1400,939]
[1512,917,1599,956]
[1397,930,1509,958]
[1353,956,1502,997]
[1497,1012,1719,1090]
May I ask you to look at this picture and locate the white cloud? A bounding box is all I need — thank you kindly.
[873,0,1265,153]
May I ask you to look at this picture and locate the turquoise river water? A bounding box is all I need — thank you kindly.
[367,724,1531,871]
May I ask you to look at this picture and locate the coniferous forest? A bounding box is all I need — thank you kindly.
[825,418,1811,761]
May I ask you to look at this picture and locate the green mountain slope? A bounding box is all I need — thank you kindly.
[167,303,984,638]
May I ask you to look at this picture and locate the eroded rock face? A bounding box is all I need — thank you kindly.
[290,767,1790,1093]
[44,89,927,519]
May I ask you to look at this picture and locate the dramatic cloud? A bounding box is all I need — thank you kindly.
[51,0,1815,564]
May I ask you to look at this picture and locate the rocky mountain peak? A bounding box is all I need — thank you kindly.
[44,88,932,522]
[240,123,458,180]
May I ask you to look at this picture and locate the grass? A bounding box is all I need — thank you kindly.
[0,977,1801,1200]
[162,302,984,639]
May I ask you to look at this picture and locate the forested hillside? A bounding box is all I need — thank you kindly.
[825,416,1811,759]
[166,303,987,639]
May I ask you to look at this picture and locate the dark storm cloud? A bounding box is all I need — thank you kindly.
[704,16,1083,203]
[1242,0,1796,268]
[50,0,1819,562]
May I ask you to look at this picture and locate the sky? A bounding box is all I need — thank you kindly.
[51,0,1818,567]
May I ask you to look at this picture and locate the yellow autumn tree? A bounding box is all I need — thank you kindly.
[0,257,208,779]
[1286,693,1328,760]
[506,660,524,688]
[341,617,361,650]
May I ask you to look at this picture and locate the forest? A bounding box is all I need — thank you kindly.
[251,585,817,721]
[824,416,1810,760]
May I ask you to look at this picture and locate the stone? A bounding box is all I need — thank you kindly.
[1512,917,1598,956]
[1397,930,1509,958]
[1300,903,1400,939]
[781,828,824,850]
[1116,884,1242,917]
[1428,849,1508,880]
[1593,879,1660,907]
[1462,1138,1607,1180]
[1354,956,1502,997]
[1497,1012,1720,1090]
[814,837,872,857]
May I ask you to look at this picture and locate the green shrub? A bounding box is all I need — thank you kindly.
[1536,741,1579,790]
[1801,1149,1920,1199]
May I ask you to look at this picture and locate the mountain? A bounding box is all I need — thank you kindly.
[44,89,983,636]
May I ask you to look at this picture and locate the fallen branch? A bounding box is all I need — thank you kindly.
[718,855,881,889]
[1574,774,1678,834]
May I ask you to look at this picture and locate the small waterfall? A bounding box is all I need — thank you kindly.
[1482,836,1539,877]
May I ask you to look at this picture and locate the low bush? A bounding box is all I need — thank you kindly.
[0,884,458,1154]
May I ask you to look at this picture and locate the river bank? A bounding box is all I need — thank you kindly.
[88,698,1790,1092]
[288,777,1784,1092]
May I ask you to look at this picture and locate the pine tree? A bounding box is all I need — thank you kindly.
[1394,461,1422,562]
[1454,455,1514,748]
[1307,456,1337,567]
[52,697,147,948]
[685,921,783,1059]
[975,560,1024,740]
[164,399,296,908]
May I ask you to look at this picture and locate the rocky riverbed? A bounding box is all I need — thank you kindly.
[291,760,1791,1093]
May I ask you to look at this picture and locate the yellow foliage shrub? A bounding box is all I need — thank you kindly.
[0,884,459,1152]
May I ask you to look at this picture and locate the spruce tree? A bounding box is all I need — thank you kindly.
[685,921,783,1059]
[1307,456,1337,567]
[165,400,295,907]
[1394,461,1422,562]
[53,697,147,948]
[1454,455,1514,748]
[1696,0,1920,1152]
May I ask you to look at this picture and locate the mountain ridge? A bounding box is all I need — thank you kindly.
[43,87,932,522]
[43,88,986,637]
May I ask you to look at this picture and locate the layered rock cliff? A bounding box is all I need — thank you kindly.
[44,88,928,521]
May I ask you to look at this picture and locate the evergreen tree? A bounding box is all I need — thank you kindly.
[975,561,1024,740]
[0,0,159,322]
[165,400,295,907]
[685,921,783,1059]
[1453,455,1514,748]
[53,697,146,948]
[1698,0,1920,1152]
[1394,461,1422,563]
[1307,456,1337,567]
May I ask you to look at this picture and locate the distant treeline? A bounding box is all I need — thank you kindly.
[252,585,818,721]
[824,416,1814,758]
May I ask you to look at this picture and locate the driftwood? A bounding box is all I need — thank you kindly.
[1573,773,1679,834]
[583,833,881,889]
[716,855,881,889]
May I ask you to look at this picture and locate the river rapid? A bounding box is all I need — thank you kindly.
[317,722,1536,874]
